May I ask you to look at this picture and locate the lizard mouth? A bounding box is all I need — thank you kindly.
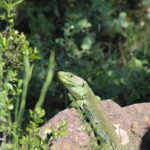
[57,71,83,87]
[57,71,73,85]
[57,71,64,78]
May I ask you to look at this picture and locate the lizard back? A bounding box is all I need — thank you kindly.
[85,87,122,150]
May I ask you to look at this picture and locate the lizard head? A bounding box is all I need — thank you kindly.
[57,71,87,99]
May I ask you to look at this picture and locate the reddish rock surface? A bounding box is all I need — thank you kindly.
[123,103,150,150]
[39,108,93,150]
[40,100,150,150]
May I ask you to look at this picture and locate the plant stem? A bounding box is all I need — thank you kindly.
[15,90,21,122]
[7,111,12,140]
[17,56,33,126]
[34,51,55,110]
[0,45,3,91]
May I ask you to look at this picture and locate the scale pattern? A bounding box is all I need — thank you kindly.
[85,87,122,150]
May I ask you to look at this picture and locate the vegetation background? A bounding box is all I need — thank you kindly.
[15,0,150,117]
[0,0,150,149]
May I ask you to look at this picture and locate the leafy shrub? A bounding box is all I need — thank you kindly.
[0,1,66,149]
[14,0,150,109]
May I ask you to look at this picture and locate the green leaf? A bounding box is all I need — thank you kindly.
[76,19,91,29]
[39,109,45,118]
[81,36,93,50]
[59,121,67,127]
[0,13,6,20]
[4,83,13,91]
[0,116,7,122]
[13,0,23,6]
[8,104,14,110]
[9,13,16,18]
[18,79,23,87]
[119,12,127,19]
[0,1,8,10]
[58,129,67,136]
[119,12,129,28]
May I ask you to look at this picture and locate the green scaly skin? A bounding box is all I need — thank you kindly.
[58,71,126,150]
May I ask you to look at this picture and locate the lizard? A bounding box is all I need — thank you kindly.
[57,71,127,150]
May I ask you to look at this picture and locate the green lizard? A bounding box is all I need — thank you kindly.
[58,71,126,150]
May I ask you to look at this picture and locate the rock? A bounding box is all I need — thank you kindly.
[101,99,131,147]
[101,99,131,134]
[39,108,93,150]
[114,124,129,145]
[123,103,150,150]
[40,100,150,150]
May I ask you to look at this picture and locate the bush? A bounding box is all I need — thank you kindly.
[0,1,64,149]
[14,0,150,109]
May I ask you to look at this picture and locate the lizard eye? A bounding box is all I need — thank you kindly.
[70,75,73,77]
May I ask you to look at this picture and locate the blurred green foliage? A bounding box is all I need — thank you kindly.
[0,1,59,149]
[13,0,150,114]
[0,0,150,148]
